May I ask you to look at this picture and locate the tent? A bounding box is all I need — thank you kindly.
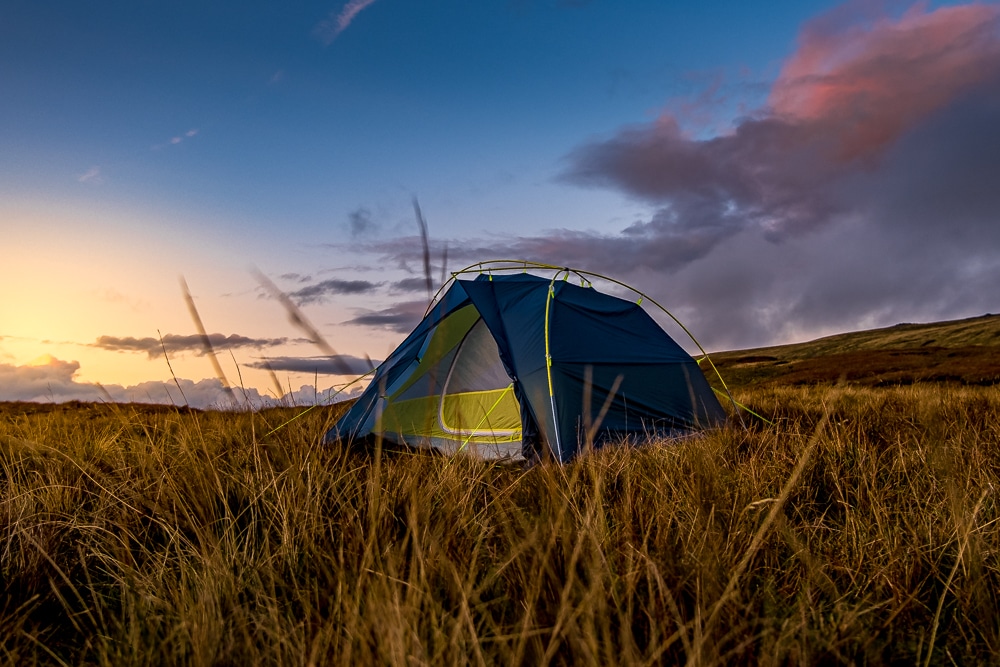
[326,265,726,463]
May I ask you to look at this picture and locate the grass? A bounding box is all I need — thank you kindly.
[2,383,1000,665]
[710,313,1000,387]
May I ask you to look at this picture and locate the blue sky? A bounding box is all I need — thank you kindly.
[3,0,999,407]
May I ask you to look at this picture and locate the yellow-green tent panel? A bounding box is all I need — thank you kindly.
[378,387,521,447]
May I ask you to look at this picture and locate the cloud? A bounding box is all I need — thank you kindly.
[0,356,225,407]
[0,357,355,409]
[349,207,377,237]
[768,3,1000,160]
[315,0,378,45]
[153,128,199,150]
[246,354,377,376]
[551,3,1000,345]
[565,2,1000,243]
[94,333,290,359]
[0,357,111,403]
[89,288,148,311]
[360,2,1000,349]
[343,300,428,333]
[274,383,364,406]
[389,277,430,293]
[77,166,103,184]
[288,278,383,305]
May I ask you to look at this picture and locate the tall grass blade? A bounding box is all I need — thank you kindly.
[412,196,433,302]
[250,266,354,376]
[180,277,236,404]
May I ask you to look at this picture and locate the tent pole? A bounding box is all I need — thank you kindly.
[544,271,566,461]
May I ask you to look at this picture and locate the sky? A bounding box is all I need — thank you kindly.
[2,0,999,408]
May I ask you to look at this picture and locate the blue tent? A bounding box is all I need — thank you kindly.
[327,271,725,463]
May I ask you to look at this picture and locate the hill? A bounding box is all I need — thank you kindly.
[708,313,1000,387]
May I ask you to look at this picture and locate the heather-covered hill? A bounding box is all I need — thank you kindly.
[709,313,1000,387]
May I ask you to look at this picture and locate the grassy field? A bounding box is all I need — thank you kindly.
[2,388,999,665]
[3,316,1000,664]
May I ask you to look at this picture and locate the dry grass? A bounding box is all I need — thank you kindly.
[710,313,1000,387]
[2,385,1000,665]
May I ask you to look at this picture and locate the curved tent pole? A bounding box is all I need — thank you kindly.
[425,260,589,315]
[428,260,742,421]
[424,272,459,316]
[543,268,570,462]
[568,272,742,422]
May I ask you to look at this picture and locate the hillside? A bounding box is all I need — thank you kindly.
[708,313,1000,387]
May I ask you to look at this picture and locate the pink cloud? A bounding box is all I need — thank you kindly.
[769,2,1000,159]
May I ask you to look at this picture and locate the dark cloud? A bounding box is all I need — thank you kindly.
[562,113,849,248]
[279,272,312,283]
[289,278,382,305]
[246,355,376,376]
[389,277,430,293]
[557,2,1000,249]
[586,79,1000,350]
[343,300,428,334]
[361,236,469,277]
[94,334,290,359]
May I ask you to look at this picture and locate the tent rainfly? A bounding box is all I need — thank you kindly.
[326,265,726,463]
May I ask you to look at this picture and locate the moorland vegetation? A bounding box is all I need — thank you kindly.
[3,315,1000,665]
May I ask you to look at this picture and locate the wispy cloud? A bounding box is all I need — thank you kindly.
[246,354,377,376]
[315,0,378,45]
[94,333,291,359]
[288,278,383,305]
[77,166,103,184]
[153,128,199,150]
[88,288,148,311]
[389,277,430,294]
[349,207,377,237]
[173,128,198,144]
[343,300,427,333]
